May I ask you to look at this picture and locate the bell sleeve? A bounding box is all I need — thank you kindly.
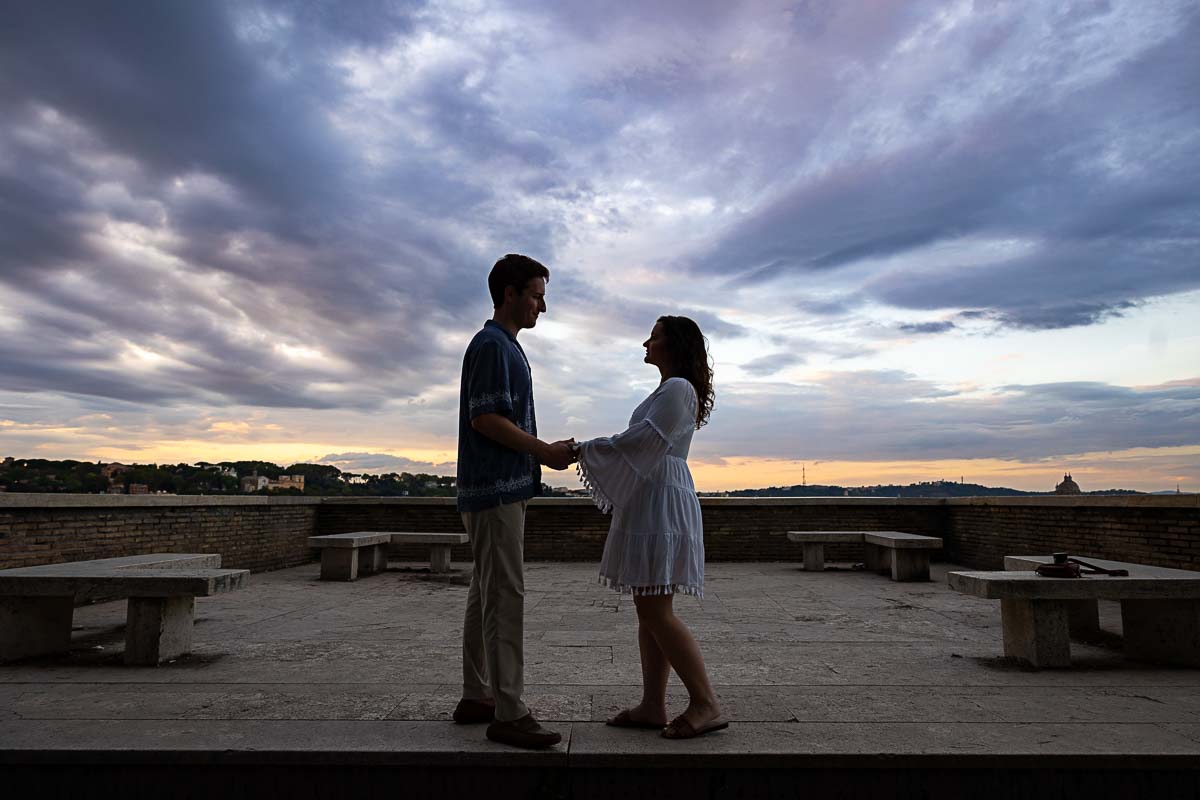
[576,379,697,513]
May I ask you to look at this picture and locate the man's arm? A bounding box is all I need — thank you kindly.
[471,413,574,470]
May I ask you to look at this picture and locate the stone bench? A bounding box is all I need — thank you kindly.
[786,531,943,581]
[1004,554,1109,638]
[308,532,393,581]
[948,559,1200,668]
[0,553,248,665]
[309,532,470,580]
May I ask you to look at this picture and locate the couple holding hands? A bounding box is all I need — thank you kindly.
[454,254,726,749]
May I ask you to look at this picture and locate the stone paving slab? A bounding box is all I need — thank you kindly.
[2,561,1199,763]
[570,721,1200,768]
[1160,723,1200,746]
[0,718,569,765]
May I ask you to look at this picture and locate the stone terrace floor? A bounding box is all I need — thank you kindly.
[3,560,1200,768]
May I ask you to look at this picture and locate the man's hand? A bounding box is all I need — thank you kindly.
[472,414,577,470]
[540,439,576,470]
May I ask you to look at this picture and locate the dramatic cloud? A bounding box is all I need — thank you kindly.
[1,1,1197,489]
[740,352,806,377]
[898,321,956,336]
[679,3,1200,330]
[697,374,1200,463]
[315,452,450,474]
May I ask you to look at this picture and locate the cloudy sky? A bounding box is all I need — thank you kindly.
[2,0,1197,492]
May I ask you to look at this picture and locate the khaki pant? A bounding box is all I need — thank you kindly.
[461,500,528,722]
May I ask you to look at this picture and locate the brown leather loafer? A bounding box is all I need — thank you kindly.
[486,714,561,749]
[452,697,496,724]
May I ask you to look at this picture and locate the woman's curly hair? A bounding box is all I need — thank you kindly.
[658,315,714,428]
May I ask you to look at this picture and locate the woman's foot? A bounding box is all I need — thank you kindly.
[662,701,726,739]
[606,702,669,729]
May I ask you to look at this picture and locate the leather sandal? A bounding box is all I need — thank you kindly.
[661,714,729,739]
[606,708,667,730]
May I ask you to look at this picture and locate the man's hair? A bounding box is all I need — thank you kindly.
[488,254,550,308]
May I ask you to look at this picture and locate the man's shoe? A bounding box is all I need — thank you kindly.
[453,698,496,724]
[486,714,562,749]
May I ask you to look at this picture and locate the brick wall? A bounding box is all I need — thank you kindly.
[315,498,947,563]
[316,498,612,562]
[0,497,319,573]
[697,500,945,562]
[944,497,1200,571]
[1,494,1196,574]
[314,496,1197,569]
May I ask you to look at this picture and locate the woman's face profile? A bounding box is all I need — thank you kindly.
[643,322,669,369]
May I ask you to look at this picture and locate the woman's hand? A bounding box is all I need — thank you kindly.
[540,439,576,470]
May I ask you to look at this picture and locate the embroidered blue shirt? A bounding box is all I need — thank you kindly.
[456,320,541,512]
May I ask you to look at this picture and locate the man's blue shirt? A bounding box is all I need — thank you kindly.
[457,320,541,512]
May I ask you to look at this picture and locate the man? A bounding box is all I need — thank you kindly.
[453,254,573,749]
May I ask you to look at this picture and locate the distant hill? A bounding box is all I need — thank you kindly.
[0,458,1156,497]
[0,458,456,497]
[708,480,1144,498]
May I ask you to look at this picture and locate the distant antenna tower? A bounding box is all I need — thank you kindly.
[802,464,806,487]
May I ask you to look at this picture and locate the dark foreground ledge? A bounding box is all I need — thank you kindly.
[5,719,1199,800]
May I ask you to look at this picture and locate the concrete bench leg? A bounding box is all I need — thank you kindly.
[802,543,824,572]
[125,596,194,665]
[0,595,74,661]
[359,545,388,576]
[864,543,888,574]
[1001,598,1071,668]
[430,545,452,573]
[890,550,930,582]
[1120,599,1200,667]
[320,548,359,581]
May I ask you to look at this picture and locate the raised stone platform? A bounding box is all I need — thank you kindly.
[2,560,1198,798]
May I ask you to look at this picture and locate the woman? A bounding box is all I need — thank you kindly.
[573,315,727,739]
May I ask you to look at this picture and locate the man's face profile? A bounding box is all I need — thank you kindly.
[508,277,546,330]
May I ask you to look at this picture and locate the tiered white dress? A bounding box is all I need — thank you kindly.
[577,377,705,598]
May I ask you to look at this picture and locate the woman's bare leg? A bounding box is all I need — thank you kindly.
[610,597,671,724]
[633,604,670,722]
[633,594,723,728]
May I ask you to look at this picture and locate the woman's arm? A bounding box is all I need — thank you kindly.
[575,380,696,511]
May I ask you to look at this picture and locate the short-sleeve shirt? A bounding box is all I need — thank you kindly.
[456,320,541,512]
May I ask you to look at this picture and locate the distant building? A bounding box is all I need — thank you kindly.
[240,473,303,492]
[101,463,130,480]
[241,474,270,493]
[1055,473,1081,495]
[270,475,305,491]
[128,483,150,495]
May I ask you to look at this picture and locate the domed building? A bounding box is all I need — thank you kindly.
[1055,473,1081,495]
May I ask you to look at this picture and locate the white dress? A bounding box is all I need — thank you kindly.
[577,377,705,598]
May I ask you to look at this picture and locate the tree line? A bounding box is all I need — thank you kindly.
[0,459,458,497]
